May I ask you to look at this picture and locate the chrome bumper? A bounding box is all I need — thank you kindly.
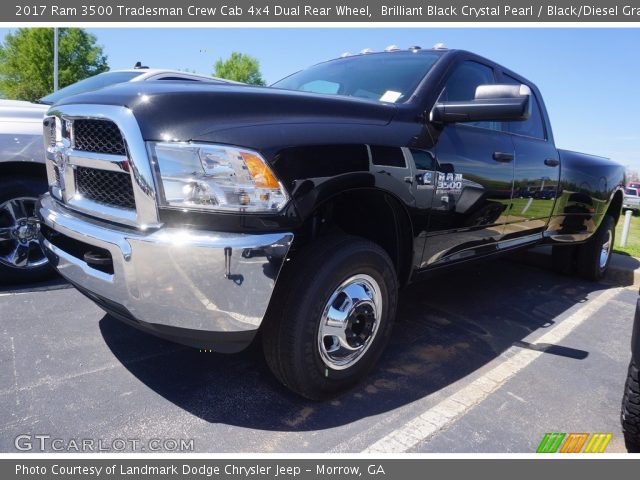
[37,193,293,352]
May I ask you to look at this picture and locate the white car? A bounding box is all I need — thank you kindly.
[0,68,234,283]
[624,187,640,213]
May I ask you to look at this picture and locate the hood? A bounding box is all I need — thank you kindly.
[53,81,398,141]
[0,99,48,123]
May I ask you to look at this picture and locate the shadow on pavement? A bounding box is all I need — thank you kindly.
[511,246,640,287]
[0,275,69,294]
[99,258,609,432]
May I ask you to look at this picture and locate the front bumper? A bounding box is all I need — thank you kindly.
[37,193,293,353]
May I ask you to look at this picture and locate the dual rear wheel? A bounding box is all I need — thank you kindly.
[551,214,615,281]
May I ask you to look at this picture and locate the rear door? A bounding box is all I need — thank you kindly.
[421,60,516,266]
[500,73,560,241]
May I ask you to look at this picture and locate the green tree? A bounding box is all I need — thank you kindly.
[213,52,266,86]
[0,28,108,101]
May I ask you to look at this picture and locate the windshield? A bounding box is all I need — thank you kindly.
[626,188,638,196]
[40,71,144,105]
[271,52,442,103]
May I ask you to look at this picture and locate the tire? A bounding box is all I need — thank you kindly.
[262,235,398,400]
[621,359,640,453]
[551,244,576,276]
[576,214,615,281]
[0,175,54,284]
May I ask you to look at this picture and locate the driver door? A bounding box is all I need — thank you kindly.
[420,60,515,266]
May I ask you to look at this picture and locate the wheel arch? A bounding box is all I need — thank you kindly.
[607,188,624,224]
[293,187,415,287]
[0,161,48,181]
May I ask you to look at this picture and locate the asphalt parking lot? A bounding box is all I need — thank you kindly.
[0,251,636,453]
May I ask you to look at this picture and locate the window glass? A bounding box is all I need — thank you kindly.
[157,76,199,81]
[272,52,442,103]
[370,146,406,167]
[300,80,340,94]
[443,61,499,131]
[503,74,546,140]
[411,149,436,171]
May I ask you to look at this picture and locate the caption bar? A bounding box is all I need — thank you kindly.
[3,459,636,480]
[6,0,640,22]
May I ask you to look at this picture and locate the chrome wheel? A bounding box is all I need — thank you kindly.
[599,229,612,270]
[0,197,47,269]
[317,274,382,370]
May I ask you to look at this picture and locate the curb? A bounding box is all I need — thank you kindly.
[511,246,640,288]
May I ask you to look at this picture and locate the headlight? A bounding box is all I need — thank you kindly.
[148,142,289,213]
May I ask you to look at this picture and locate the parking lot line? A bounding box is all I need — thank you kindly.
[362,286,625,453]
[9,337,19,407]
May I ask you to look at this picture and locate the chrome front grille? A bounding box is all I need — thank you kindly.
[44,105,160,228]
[43,117,56,147]
[73,119,126,155]
[53,166,61,185]
[76,167,136,210]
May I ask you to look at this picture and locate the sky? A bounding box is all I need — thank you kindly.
[1,27,638,170]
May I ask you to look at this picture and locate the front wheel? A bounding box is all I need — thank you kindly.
[577,214,615,281]
[621,359,640,452]
[262,235,398,400]
[0,176,54,284]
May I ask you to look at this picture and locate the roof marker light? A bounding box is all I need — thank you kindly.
[384,45,400,52]
[360,48,374,54]
[519,85,532,96]
[340,52,352,58]
[432,43,448,50]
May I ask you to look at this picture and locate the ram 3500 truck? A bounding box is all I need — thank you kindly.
[36,47,624,399]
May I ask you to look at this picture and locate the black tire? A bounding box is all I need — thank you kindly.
[551,244,576,276]
[262,235,398,400]
[621,359,640,453]
[0,175,54,284]
[576,215,615,281]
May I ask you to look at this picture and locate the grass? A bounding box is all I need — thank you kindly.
[614,211,640,258]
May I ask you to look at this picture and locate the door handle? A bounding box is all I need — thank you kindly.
[544,158,560,167]
[492,151,514,162]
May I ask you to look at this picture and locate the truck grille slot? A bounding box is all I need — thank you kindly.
[76,167,135,210]
[44,118,56,147]
[73,119,126,155]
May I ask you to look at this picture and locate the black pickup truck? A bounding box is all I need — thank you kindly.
[37,46,624,399]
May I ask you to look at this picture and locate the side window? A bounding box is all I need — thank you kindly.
[157,76,199,81]
[370,146,406,168]
[442,61,499,131]
[503,74,546,140]
[410,149,436,171]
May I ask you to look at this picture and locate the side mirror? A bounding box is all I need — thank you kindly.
[431,84,531,124]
